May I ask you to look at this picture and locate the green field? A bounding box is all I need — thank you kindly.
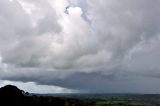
[55,94,160,106]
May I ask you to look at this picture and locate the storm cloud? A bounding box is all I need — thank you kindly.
[0,0,160,93]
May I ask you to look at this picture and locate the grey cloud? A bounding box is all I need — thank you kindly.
[37,12,61,34]
[2,70,160,93]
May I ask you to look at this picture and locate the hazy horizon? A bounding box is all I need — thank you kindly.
[0,0,160,94]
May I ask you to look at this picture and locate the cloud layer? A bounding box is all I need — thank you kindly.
[0,0,160,93]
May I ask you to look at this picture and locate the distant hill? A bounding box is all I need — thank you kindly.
[0,85,24,98]
[1,85,160,106]
[0,85,88,106]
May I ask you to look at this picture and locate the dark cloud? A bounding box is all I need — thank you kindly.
[2,70,160,93]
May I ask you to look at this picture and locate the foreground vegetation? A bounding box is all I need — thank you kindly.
[0,85,160,106]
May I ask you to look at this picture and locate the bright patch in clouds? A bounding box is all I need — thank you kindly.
[0,80,77,93]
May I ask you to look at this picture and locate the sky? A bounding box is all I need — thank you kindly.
[0,0,160,93]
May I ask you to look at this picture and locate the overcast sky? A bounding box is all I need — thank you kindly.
[0,0,160,93]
